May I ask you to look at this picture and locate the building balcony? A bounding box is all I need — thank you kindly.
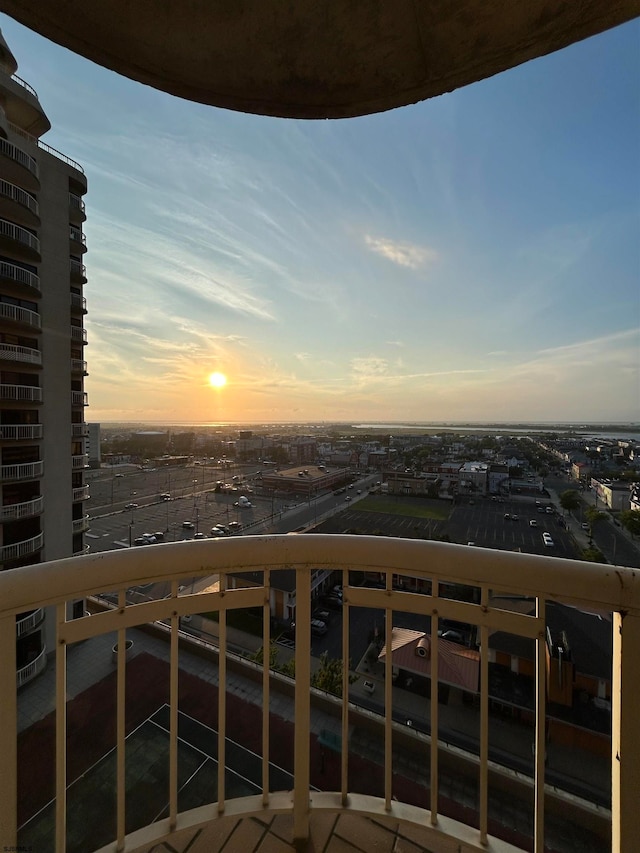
[0,495,43,522]
[0,384,42,403]
[0,530,43,562]
[69,259,87,284]
[70,358,88,375]
[0,343,41,365]
[16,643,46,689]
[69,225,87,255]
[72,484,90,502]
[71,422,89,439]
[0,217,40,262]
[0,423,43,441]
[72,515,90,534]
[0,260,40,293]
[71,390,88,407]
[72,453,89,470]
[70,292,87,313]
[1,536,638,853]
[70,325,87,344]
[15,608,44,639]
[68,192,86,223]
[0,302,41,330]
[0,460,44,481]
[0,178,39,228]
[0,136,39,192]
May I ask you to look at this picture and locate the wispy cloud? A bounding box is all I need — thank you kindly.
[363,235,439,269]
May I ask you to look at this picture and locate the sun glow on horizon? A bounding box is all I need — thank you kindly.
[208,372,227,389]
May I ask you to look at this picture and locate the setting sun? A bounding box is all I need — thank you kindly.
[208,372,227,389]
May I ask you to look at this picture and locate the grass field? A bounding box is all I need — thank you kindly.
[355,497,451,520]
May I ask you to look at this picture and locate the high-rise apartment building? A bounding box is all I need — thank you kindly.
[0,31,89,685]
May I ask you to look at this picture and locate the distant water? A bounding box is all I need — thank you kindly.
[352,424,640,441]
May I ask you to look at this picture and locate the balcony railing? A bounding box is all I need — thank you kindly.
[70,358,88,374]
[16,643,46,689]
[72,484,90,502]
[0,137,38,177]
[70,326,87,343]
[0,423,43,441]
[70,292,87,312]
[0,260,40,292]
[69,226,86,246]
[69,259,86,280]
[71,390,88,407]
[15,608,44,638]
[0,460,43,480]
[0,536,638,853]
[0,302,41,329]
[71,422,88,439]
[0,179,39,217]
[72,515,90,534]
[68,192,85,213]
[0,343,41,364]
[0,384,42,402]
[0,495,43,521]
[72,454,89,469]
[0,218,40,253]
[0,530,43,562]
[10,74,38,100]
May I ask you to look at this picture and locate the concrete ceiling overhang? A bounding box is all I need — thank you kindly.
[1,0,639,119]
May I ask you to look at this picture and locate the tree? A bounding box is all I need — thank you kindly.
[310,651,358,697]
[559,489,581,513]
[585,507,607,527]
[581,547,607,564]
[620,510,640,538]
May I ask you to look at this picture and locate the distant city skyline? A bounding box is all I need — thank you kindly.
[2,16,638,423]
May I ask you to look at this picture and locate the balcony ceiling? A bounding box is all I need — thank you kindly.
[2,1,639,119]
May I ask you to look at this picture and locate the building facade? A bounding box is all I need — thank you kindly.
[0,31,89,685]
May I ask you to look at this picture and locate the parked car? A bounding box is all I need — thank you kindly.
[529,520,538,527]
[228,521,243,531]
[511,514,519,521]
[363,680,376,695]
[125,502,138,510]
[182,521,195,529]
[543,533,554,547]
[210,525,228,537]
[439,629,465,644]
[310,619,328,636]
[581,522,590,530]
[194,532,206,539]
[504,513,510,520]
[133,537,149,546]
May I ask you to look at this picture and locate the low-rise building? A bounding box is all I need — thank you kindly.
[591,478,632,511]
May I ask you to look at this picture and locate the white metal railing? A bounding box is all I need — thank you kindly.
[0,343,41,364]
[0,261,40,291]
[0,496,43,521]
[71,423,88,439]
[70,293,87,311]
[69,226,86,246]
[0,536,638,853]
[0,460,43,480]
[72,454,89,469]
[0,302,41,328]
[72,485,90,501]
[0,384,42,402]
[16,643,46,689]
[0,423,43,441]
[0,137,38,177]
[71,391,88,406]
[15,608,44,638]
[0,218,40,253]
[0,179,39,216]
[72,515,90,533]
[69,259,86,279]
[8,121,84,175]
[71,358,88,373]
[69,192,85,213]
[0,531,43,562]
[70,326,87,343]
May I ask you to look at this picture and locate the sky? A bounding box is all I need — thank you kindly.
[2,15,639,425]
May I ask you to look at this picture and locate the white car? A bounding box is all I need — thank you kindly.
[542,533,554,547]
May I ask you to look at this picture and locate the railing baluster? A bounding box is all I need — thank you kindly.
[55,602,67,853]
[479,585,489,844]
[262,570,270,807]
[341,569,349,806]
[0,614,17,847]
[384,580,393,811]
[116,591,126,850]
[534,597,546,853]
[169,580,179,828]
[293,567,311,840]
[217,574,227,814]
[430,578,439,825]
